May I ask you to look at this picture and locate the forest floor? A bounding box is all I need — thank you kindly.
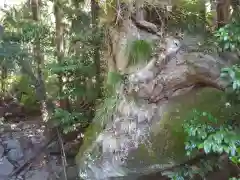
[0,97,79,180]
[0,117,79,180]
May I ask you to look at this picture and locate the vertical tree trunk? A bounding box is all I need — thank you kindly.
[1,65,7,94]
[31,0,49,122]
[217,0,230,28]
[91,0,101,98]
[199,0,206,31]
[54,0,70,111]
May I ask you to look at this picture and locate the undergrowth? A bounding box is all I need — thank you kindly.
[126,39,153,66]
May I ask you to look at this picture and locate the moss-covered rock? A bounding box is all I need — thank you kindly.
[77,87,240,179]
[125,88,237,171]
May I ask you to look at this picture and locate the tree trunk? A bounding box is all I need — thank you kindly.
[217,0,230,28]
[91,0,101,98]
[1,65,7,94]
[54,0,70,111]
[31,0,50,122]
[199,0,206,31]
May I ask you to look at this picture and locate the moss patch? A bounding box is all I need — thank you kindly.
[75,121,102,165]
[126,88,240,169]
[75,93,121,165]
[150,88,240,165]
[76,87,240,170]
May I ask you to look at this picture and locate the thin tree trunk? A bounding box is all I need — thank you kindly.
[54,0,70,111]
[1,65,7,93]
[91,0,101,98]
[31,0,49,122]
[199,0,206,31]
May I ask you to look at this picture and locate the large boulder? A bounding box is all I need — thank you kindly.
[76,87,239,180]
[76,16,236,180]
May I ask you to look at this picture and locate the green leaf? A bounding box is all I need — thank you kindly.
[223,35,228,41]
[212,144,220,152]
[213,132,224,144]
[203,140,212,154]
[200,131,207,139]
[217,146,224,154]
[198,143,204,149]
[233,82,237,90]
[229,156,239,164]
[223,145,230,153]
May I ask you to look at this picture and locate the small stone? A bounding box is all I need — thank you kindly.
[6,139,21,149]
[0,157,14,176]
[7,149,24,162]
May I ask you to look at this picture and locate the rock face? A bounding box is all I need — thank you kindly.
[77,88,239,180]
[0,157,14,176]
[76,20,237,180]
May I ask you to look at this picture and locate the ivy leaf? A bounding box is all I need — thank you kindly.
[212,144,220,153]
[203,140,212,154]
[213,132,223,144]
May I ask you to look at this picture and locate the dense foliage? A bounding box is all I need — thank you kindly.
[0,0,104,133]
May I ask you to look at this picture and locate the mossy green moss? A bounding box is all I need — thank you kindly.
[76,87,240,170]
[75,121,102,165]
[75,93,121,165]
[126,39,153,67]
[150,88,240,165]
[127,88,240,169]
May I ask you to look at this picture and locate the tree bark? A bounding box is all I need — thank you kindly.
[31,0,50,123]
[1,65,7,93]
[54,0,70,111]
[217,0,230,28]
[91,0,101,98]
